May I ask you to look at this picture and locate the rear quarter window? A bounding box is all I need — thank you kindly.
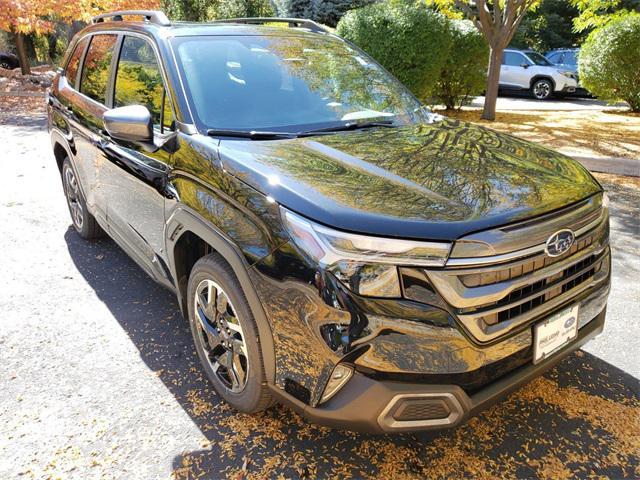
[80,34,118,104]
[65,37,89,89]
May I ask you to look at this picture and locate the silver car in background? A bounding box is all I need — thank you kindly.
[500,49,578,100]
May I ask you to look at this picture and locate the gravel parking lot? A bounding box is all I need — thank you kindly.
[0,111,638,479]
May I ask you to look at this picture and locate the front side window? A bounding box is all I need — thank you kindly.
[503,52,527,66]
[171,35,429,132]
[65,37,89,89]
[114,36,172,129]
[80,34,117,104]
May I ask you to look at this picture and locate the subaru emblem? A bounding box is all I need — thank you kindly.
[564,316,576,329]
[545,229,575,257]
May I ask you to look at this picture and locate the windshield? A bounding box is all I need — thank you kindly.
[526,51,553,66]
[171,35,429,132]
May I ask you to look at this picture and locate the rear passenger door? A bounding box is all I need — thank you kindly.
[98,34,175,284]
[501,52,530,89]
[58,33,118,223]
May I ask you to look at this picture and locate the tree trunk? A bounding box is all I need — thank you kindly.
[15,33,31,75]
[47,32,58,64]
[482,46,504,121]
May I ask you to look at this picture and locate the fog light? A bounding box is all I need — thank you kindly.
[320,364,353,404]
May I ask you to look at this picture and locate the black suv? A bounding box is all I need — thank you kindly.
[48,11,611,433]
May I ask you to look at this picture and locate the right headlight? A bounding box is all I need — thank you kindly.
[282,207,452,267]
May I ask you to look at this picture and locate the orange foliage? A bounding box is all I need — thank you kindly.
[0,0,160,34]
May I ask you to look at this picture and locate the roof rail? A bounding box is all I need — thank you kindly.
[92,10,171,26]
[214,17,329,34]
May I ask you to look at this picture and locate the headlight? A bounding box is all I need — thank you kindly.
[560,70,575,79]
[282,207,452,267]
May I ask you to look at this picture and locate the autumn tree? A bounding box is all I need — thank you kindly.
[0,0,159,75]
[430,0,540,121]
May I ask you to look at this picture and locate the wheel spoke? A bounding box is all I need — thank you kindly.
[196,304,222,349]
[231,337,247,356]
[230,351,246,389]
[216,291,229,314]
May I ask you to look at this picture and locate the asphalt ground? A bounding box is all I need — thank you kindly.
[0,113,638,479]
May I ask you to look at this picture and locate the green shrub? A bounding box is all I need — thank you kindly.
[312,0,375,28]
[579,13,640,111]
[434,20,488,109]
[337,1,451,102]
[33,35,50,64]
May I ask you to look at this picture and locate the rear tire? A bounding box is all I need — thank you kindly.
[61,158,103,240]
[187,253,273,413]
[531,78,553,100]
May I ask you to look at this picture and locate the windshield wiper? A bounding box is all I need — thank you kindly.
[206,129,296,140]
[299,120,397,136]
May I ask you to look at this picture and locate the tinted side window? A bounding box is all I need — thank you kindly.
[80,34,117,104]
[503,52,526,66]
[114,36,172,129]
[547,52,561,64]
[65,37,89,89]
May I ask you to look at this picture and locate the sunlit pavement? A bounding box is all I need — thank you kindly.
[0,116,638,479]
[471,94,630,111]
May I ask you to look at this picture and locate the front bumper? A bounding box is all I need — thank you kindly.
[555,76,578,93]
[270,306,606,433]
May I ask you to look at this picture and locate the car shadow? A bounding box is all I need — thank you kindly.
[64,226,640,479]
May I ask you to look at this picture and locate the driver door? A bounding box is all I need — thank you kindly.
[98,34,176,285]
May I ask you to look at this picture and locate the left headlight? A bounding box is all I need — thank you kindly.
[282,207,452,267]
[560,70,576,79]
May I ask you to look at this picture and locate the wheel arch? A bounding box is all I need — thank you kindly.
[52,141,68,173]
[50,129,77,174]
[529,75,556,91]
[165,206,276,383]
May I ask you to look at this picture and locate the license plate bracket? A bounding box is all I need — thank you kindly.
[533,305,579,364]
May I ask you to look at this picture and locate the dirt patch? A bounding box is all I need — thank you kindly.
[593,172,640,189]
[0,94,46,125]
[0,65,54,93]
[442,108,640,161]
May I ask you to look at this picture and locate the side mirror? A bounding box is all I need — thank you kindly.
[103,105,153,143]
[520,63,530,69]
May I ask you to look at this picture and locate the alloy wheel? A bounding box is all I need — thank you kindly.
[64,167,84,230]
[533,80,551,100]
[193,279,249,393]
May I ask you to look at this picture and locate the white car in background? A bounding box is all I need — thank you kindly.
[500,49,578,100]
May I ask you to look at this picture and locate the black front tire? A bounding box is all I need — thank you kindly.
[61,158,103,240]
[187,253,273,413]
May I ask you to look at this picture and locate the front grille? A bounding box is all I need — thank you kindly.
[426,205,610,342]
[480,253,601,326]
[460,235,594,288]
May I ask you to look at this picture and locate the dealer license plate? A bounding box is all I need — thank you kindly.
[533,305,579,364]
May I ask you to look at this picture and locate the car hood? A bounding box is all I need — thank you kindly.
[217,116,601,241]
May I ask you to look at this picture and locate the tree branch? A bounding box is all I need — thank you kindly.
[454,0,489,40]
[475,0,496,43]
